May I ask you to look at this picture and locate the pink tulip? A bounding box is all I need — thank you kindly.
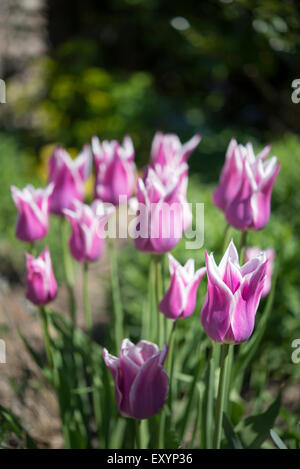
[213,140,280,231]
[103,339,169,419]
[150,131,201,168]
[11,184,53,242]
[25,247,57,305]
[245,247,274,297]
[48,145,91,215]
[212,138,244,211]
[92,136,135,205]
[159,254,206,320]
[201,240,267,344]
[134,168,191,254]
[63,200,114,263]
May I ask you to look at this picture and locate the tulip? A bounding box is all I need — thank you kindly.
[201,239,267,344]
[150,131,201,168]
[25,247,57,305]
[103,339,169,419]
[159,254,206,320]
[11,184,53,242]
[212,138,244,212]
[63,200,114,263]
[92,136,135,205]
[213,139,280,231]
[48,145,91,215]
[134,168,191,254]
[245,247,274,297]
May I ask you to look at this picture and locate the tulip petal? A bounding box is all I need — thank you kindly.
[225,161,254,230]
[183,267,206,318]
[251,163,280,230]
[201,252,233,343]
[103,348,123,414]
[159,273,186,319]
[129,345,169,420]
[231,258,266,343]
[136,341,159,362]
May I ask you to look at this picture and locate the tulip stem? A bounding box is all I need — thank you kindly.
[135,420,141,449]
[39,306,53,369]
[180,344,203,443]
[202,341,220,449]
[83,262,92,338]
[154,255,164,348]
[108,237,123,354]
[221,223,230,254]
[239,230,248,264]
[61,218,76,327]
[28,242,36,256]
[213,343,232,449]
[167,320,177,410]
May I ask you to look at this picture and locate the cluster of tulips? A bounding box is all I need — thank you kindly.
[10,130,280,449]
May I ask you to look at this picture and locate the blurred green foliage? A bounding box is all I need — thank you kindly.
[2,0,300,168]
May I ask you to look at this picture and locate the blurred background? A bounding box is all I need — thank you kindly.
[0,0,300,447]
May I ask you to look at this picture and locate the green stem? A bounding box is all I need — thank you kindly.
[150,257,157,342]
[213,343,232,449]
[154,254,166,449]
[239,230,248,264]
[223,345,234,415]
[158,411,166,449]
[191,386,202,448]
[61,218,76,326]
[135,420,141,449]
[205,342,220,449]
[180,345,202,442]
[39,306,53,369]
[143,260,152,340]
[28,242,36,256]
[83,262,92,338]
[166,320,177,410]
[108,237,123,354]
[154,255,164,348]
[221,223,230,253]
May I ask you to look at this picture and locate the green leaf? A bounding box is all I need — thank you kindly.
[164,422,180,449]
[0,404,37,448]
[270,429,288,449]
[18,328,44,370]
[240,390,282,449]
[223,414,243,449]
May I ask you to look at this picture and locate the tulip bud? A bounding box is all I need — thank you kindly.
[159,254,206,320]
[201,240,267,344]
[150,131,201,168]
[103,339,169,420]
[11,184,53,243]
[245,247,274,297]
[92,136,135,205]
[48,145,91,215]
[25,247,57,305]
[213,139,280,231]
[63,200,114,263]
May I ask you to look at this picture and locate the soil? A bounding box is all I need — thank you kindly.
[0,246,111,448]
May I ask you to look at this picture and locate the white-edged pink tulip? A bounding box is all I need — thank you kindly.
[11,184,53,242]
[159,254,206,320]
[63,200,114,263]
[92,136,135,205]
